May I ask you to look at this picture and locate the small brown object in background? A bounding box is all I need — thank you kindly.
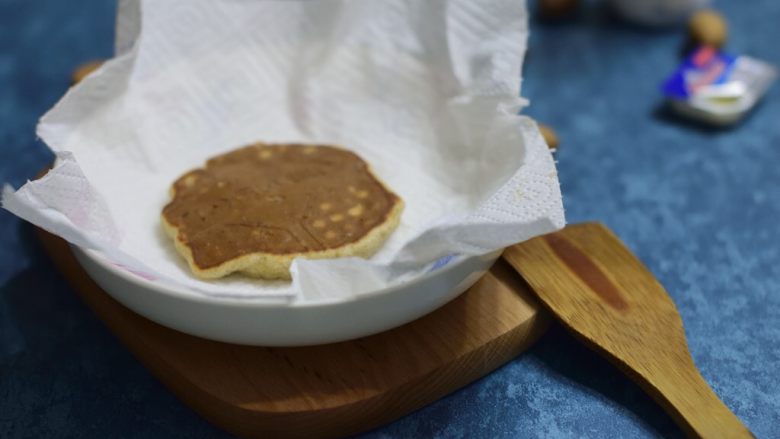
[504,223,754,439]
[688,9,728,48]
[538,123,559,150]
[71,60,103,84]
[538,0,579,20]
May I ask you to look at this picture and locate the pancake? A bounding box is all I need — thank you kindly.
[161,143,404,280]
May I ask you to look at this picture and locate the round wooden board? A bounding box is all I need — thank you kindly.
[38,229,549,439]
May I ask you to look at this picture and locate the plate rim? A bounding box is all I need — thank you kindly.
[74,245,503,310]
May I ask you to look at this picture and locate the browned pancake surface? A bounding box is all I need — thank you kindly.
[162,144,400,270]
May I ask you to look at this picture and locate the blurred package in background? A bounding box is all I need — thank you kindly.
[662,46,778,126]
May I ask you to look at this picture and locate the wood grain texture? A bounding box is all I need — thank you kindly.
[503,222,753,439]
[37,229,549,439]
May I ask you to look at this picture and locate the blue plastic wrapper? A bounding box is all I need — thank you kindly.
[662,46,777,125]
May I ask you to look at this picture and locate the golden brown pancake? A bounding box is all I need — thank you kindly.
[161,143,404,280]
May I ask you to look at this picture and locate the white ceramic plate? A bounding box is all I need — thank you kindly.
[73,246,501,346]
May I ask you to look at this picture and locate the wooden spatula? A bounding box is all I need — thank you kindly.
[503,222,753,439]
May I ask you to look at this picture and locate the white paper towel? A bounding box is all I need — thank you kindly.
[2,0,564,302]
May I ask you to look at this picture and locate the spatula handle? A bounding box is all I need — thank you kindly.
[647,361,754,439]
[502,223,754,439]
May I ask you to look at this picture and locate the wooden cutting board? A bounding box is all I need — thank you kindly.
[37,229,550,439]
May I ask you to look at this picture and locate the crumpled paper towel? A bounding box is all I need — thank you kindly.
[2,0,564,302]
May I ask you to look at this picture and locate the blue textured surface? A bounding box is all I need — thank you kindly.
[1,1,779,438]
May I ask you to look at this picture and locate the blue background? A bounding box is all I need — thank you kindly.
[1,1,778,437]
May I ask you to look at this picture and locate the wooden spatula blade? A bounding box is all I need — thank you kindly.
[504,223,753,439]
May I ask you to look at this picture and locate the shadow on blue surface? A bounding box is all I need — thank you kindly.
[527,324,685,438]
[651,101,769,134]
